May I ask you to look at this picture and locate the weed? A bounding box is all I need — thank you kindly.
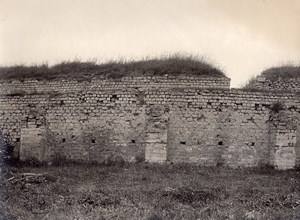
[148,214,163,220]
[20,157,46,167]
[51,153,68,167]
[135,154,145,163]
[241,75,257,89]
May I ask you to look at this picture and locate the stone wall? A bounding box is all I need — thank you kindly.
[146,88,300,168]
[0,76,299,169]
[247,76,300,92]
[0,76,230,95]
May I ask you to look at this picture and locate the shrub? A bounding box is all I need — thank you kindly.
[135,154,145,163]
[51,153,68,167]
[104,155,126,167]
[21,157,46,167]
[148,214,163,220]
[294,164,300,171]
[271,102,284,113]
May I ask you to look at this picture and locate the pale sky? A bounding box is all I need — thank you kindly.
[0,0,300,87]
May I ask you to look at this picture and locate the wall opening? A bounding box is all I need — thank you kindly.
[111,95,119,101]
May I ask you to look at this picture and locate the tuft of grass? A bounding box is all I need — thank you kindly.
[241,75,257,90]
[0,54,226,81]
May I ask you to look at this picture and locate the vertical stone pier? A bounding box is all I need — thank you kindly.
[20,127,48,162]
[145,105,169,163]
[271,129,297,170]
[19,106,49,162]
[270,112,297,170]
[296,128,300,167]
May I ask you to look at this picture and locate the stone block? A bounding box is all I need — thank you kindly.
[20,127,50,162]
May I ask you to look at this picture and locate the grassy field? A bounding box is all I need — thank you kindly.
[0,163,300,220]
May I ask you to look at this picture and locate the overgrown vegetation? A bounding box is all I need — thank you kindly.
[0,164,299,219]
[261,65,300,80]
[241,75,259,90]
[270,102,285,113]
[0,55,226,81]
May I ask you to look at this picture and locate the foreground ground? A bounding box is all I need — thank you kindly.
[0,163,299,220]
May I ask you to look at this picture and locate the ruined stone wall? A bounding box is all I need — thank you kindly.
[0,76,230,95]
[0,76,299,169]
[146,89,300,168]
[248,76,300,92]
[0,89,147,163]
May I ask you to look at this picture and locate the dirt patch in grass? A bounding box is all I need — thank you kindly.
[160,186,228,207]
[0,163,300,219]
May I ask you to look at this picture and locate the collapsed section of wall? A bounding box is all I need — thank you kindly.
[245,76,300,92]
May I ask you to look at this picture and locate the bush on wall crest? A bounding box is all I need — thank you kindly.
[271,102,284,113]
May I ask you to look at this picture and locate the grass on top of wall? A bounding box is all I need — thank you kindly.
[0,54,226,81]
[261,65,300,80]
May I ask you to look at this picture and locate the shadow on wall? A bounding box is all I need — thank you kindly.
[0,132,13,166]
